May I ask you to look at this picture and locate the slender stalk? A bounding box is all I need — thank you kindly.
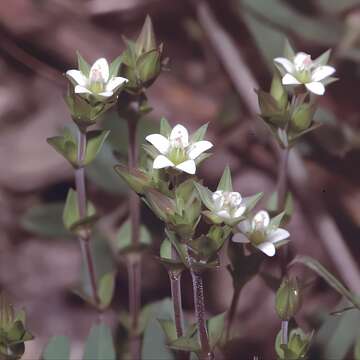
[225,285,241,342]
[276,147,290,211]
[281,320,288,345]
[125,113,142,359]
[190,269,214,360]
[169,270,185,338]
[75,127,99,306]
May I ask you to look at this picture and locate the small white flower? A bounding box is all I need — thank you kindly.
[274,52,335,96]
[212,190,246,220]
[146,124,213,174]
[66,58,128,99]
[232,210,290,257]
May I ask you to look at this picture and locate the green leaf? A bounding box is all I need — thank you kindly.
[355,335,360,360]
[141,298,175,360]
[47,130,78,168]
[83,323,115,360]
[136,49,161,84]
[21,202,71,238]
[84,130,110,166]
[289,256,360,310]
[87,142,127,195]
[42,336,70,360]
[269,211,286,230]
[191,123,209,143]
[160,117,172,137]
[283,38,295,59]
[144,189,176,222]
[109,55,122,78]
[317,0,360,14]
[77,51,91,76]
[217,166,232,192]
[242,192,263,213]
[160,239,172,260]
[98,272,115,310]
[115,220,152,252]
[62,189,97,232]
[158,319,177,343]
[0,293,14,330]
[193,182,214,212]
[208,313,226,349]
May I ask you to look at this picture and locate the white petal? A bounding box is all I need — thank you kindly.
[311,66,335,82]
[252,210,270,229]
[233,205,246,218]
[294,52,311,68]
[74,85,91,94]
[106,76,128,92]
[217,210,232,219]
[229,192,242,207]
[256,242,276,257]
[175,160,196,174]
[98,91,114,97]
[153,155,174,169]
[212,190,224,209]
[170,124,189,147]
[232,233,250,243]
[187,140,213,160]
[305,82,325,95]
[282,73,301,85]
[90,58,109,82]
[273,57,294,73]
[267,228,290,244]
[238,219,251,234]
[66,70,87,86]
[145,134,170,154]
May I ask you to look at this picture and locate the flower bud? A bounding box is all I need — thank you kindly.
[114,164,151,194]
[290,103,315,132]
[270,71,288,111]
[135,15,157,55]
[275,277,302,321]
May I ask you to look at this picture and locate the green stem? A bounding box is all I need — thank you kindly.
[75,127,99,307]
[281,320,288,345]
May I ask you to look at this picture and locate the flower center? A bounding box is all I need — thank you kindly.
[167,146,187,165]
[294,55,313,83]
[214,191,242,217]
[89,69,106,93]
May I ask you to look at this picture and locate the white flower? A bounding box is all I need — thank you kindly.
[145,124,213,175]
[66,58,128,99]
[232,210,290,257]
[212,190,246,220]
[274,52,335,96]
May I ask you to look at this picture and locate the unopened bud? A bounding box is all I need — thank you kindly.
[275,277,302,321]
[290,103,314,132]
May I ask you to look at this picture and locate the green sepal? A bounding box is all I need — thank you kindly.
[283,38,296,60]
[267,191,293,223]
[167,324,200,353]
[136,49,162,86]
[0,293,14,330]
[193,182,215,212]
[242,192,263,214]
[190,123,209,142]
[217,166,232,192]
[158,239,185,274]
[47,128,78,168]
[135,15,157,55]
[76,51,90,76]
[62,188,97,234]
[84,130,110,166]
[109,55,123,78]
[201,210,224,225]
[290,103,315,132]
[159,117,172,137]
[144,189,176,223]
[114,164,151,194]
[165,230,189,267]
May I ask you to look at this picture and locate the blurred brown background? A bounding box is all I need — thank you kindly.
[0,0,360,359]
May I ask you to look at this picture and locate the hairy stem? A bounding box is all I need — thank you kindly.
[190,269,214,360]
[225,285,241,342]
[75,128,99,306]
[281,320,288,345]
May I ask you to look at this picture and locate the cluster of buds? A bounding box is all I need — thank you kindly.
[257,41,337,148]
[0,293,33,360]
[119,15,166,96]
[276,328,313,360]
